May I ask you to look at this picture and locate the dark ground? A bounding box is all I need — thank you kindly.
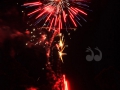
[0,0,119,90]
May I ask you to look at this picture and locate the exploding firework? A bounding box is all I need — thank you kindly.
[23,0,89,33]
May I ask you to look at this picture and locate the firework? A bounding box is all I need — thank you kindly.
[23,0,89,33]
[23,0,90,90]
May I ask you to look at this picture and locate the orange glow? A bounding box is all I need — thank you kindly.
[59,35,64,48]
[57,35,67,62]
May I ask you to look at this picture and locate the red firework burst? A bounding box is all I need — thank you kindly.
[23,0,89,33]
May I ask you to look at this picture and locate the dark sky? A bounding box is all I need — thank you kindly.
[0,0,119,90]
[64,0,119,90]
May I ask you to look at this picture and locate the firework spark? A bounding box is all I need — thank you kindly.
[56,34,67,62]
[23,0,89,33]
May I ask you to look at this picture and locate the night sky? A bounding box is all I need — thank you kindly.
[0,0,119,90]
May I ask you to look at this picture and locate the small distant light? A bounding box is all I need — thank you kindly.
[31,32,33,34]
[26,43,28,45]
[27,22,29,24]
[58,33,62,36]
[37,77,40,81]
[74,29,76,31]
[42,68,44,70]
[48,62,50,64]
[17,3,18,5]
[68,33,70,35]
[66,45,68,47]
[30,24,32,26]
[33,28,35,31]
[33,35,35,37]
[22,11,24,13]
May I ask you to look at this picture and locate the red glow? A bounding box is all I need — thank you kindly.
[60,18,62,29]
[24,2,42,6]
[54,15,57,27]
[25,30,30,35]
[55,0,61,2]
[63,75,68,90]
[45,6,54,13]
[28,8,41,16]
[69,15,77,27]
[70,7,77,15]
[36,10,46,19]
[71,7,78,14]
[63,10,66,22]
[69,10,74,18]
[26,87,37,90]
[49,18,54,31]
[45,13,52,23]
[58,16,61,32]
[75,8,87,15]
[41,34,46,40]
